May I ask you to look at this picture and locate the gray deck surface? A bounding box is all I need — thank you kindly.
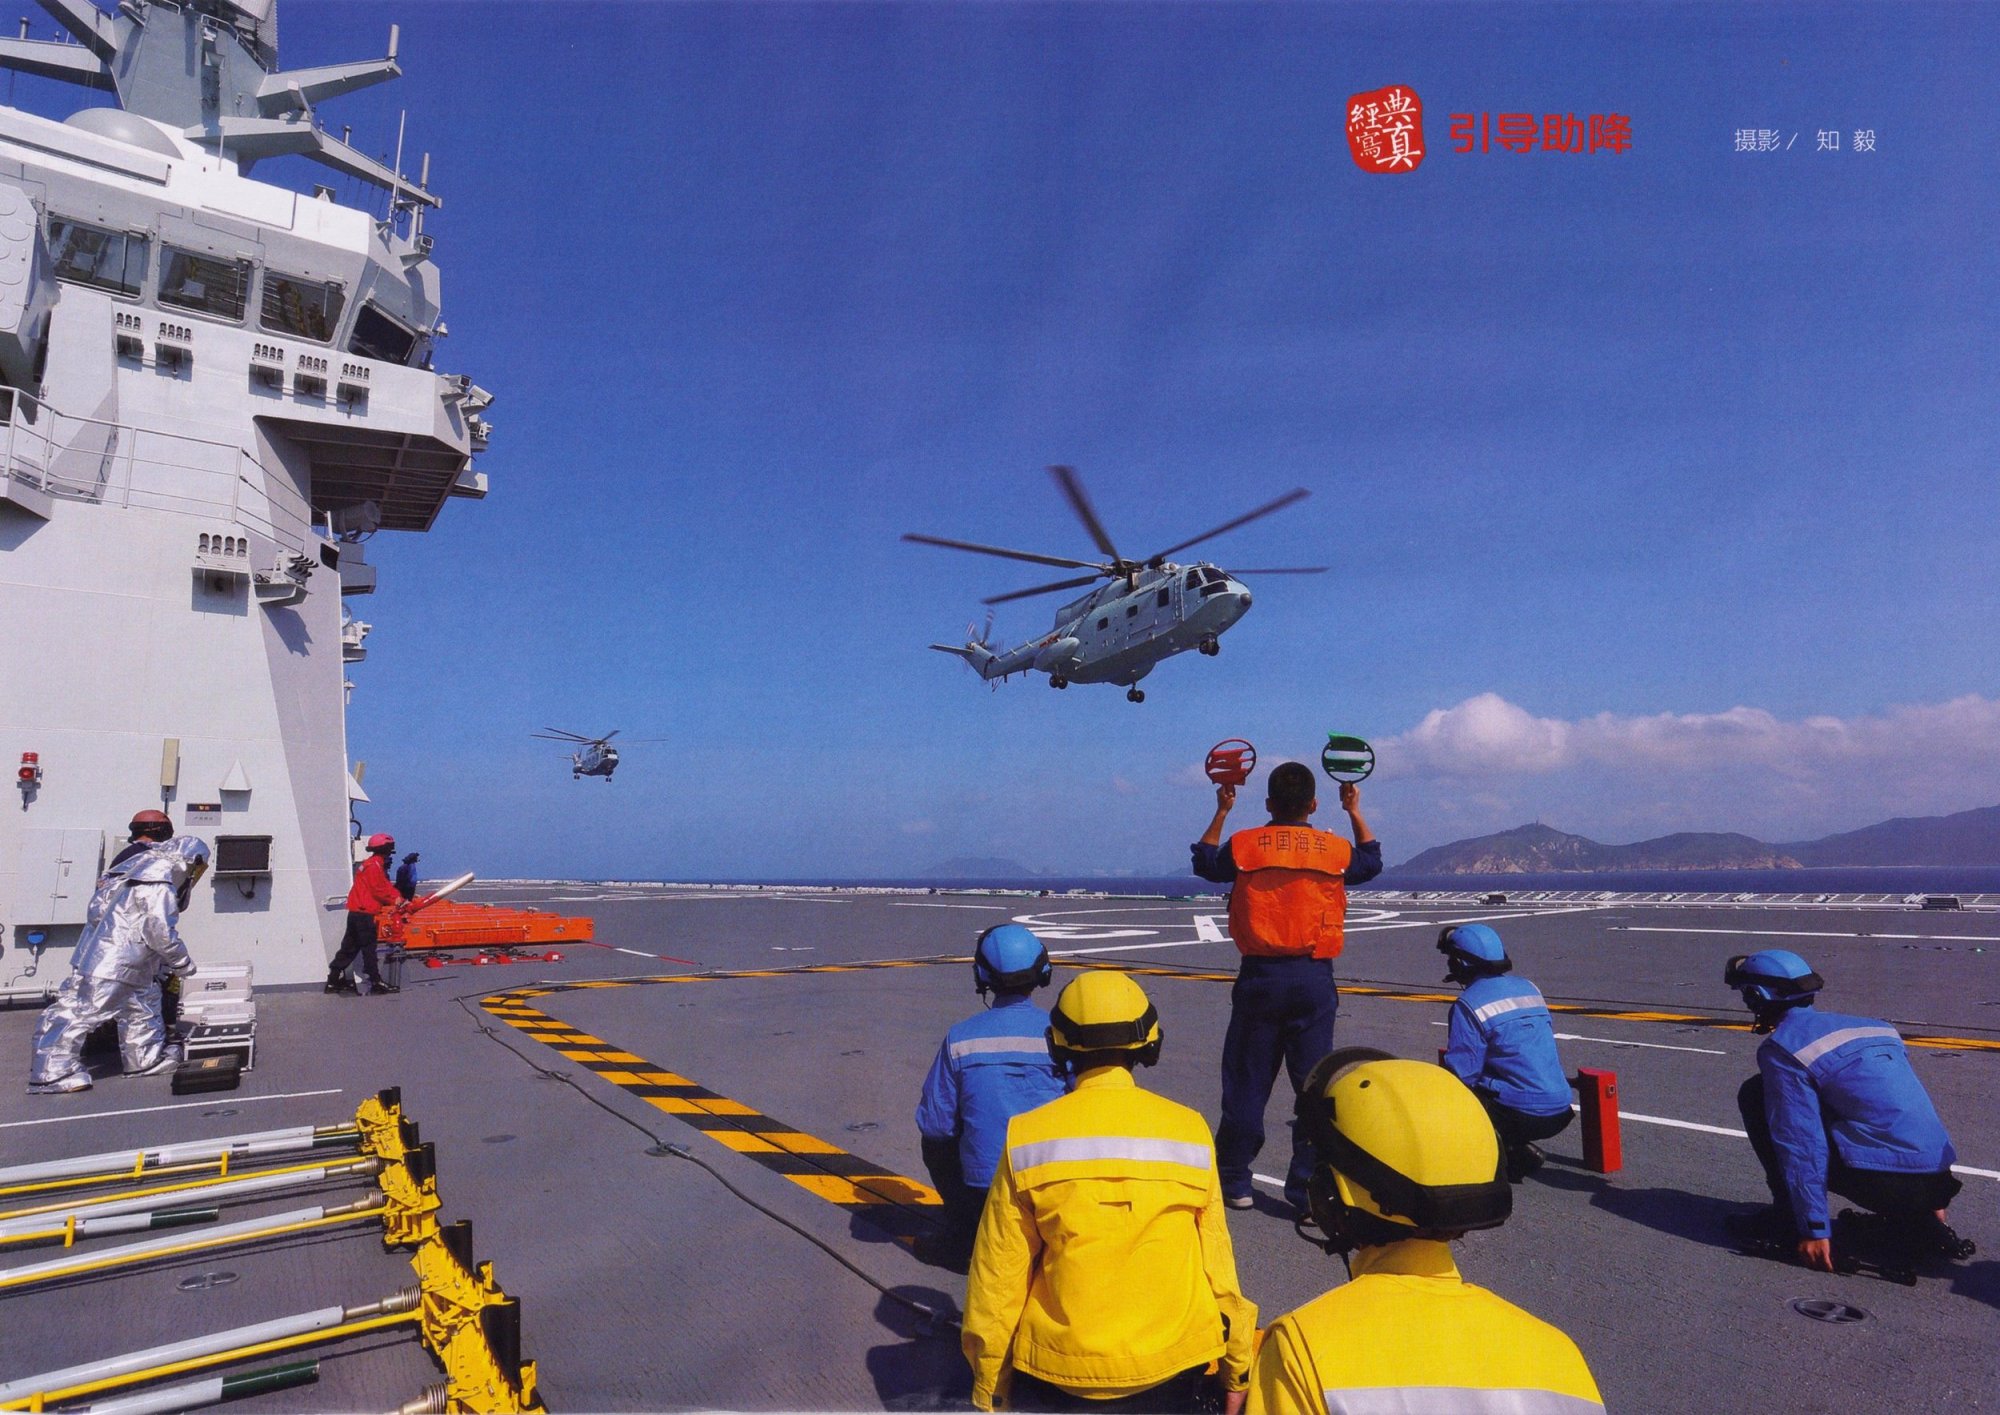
[1,886,1995,1412]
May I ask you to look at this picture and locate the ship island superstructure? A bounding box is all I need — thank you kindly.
[0,0,489,992]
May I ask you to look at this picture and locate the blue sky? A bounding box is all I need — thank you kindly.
[36,3,2000,877]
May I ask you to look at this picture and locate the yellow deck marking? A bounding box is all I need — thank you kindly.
[480,992,945,1246]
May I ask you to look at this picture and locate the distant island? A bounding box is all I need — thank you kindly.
[1393,804,2000,875]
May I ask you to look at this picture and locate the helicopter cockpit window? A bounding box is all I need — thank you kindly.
[261,272,345,342]
[1126,604,1139,618]
[1157,588,1170,607]
[160,246,251,321]
[1185,568,1201,590]
[48,218,148,298]
[1199,568,1228,596]
[349,302,419,365]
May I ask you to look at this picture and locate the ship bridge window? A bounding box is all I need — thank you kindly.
[261,272,345,342]
[48,218,148,298]
[161,246,250,321]
[349,303,418,365]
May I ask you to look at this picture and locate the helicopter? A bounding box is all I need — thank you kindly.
[531,728,654,780]
[905,466,1326,702]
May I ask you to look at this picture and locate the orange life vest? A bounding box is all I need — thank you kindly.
[1226,825,1352,960]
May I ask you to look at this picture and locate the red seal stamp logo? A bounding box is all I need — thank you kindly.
[1347,85,1424,172]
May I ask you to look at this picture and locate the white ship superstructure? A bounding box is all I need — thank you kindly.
[0,0,488,991]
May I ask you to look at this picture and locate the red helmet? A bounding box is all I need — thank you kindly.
[366,833,396,852]
[129,808,173,840]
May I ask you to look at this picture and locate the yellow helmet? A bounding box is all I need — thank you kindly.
[1295,1049,1510,1253]
[1046,972,1162,1070]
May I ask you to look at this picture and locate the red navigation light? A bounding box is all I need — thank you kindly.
[17,752,40,788]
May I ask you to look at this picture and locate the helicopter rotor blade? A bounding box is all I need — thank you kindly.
[598,730,621,743]
[902,533,1108,573]
[982,573,1106,606]
[532,729,594,742]
[1226,566,1329,575]
[1047,465,1122,564]
[1146,487,1311,563]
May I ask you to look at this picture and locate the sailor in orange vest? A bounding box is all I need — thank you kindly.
[1193,761,1379,1214]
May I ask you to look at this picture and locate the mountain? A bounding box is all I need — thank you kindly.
[923,856,1040,878]
[1393,804,2000,874]
[1395,824,1799,874]
[1781,804,2000,867]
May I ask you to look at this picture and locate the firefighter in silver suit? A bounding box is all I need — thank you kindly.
[28,821,209,1094]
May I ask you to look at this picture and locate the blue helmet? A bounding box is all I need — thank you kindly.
[1438,924,1511,983]
[1724,950,1824,1011]
[974,924,1052,996]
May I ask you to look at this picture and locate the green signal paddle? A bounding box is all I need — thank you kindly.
[1321,734,1374,783]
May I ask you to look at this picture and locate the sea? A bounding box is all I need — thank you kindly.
[713,866,2000,899]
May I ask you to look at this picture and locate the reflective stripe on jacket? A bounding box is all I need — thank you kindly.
[915,997,1065,1188]
[346,855,401,915]
[1245,1240,1603,1415]
[1226,826,1352,960]
[1759,1005,1956,1236]
[961,1067,1256,1410]
[1444,976,1572,1116]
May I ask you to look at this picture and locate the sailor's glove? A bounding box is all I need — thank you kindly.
[169,957,197,979]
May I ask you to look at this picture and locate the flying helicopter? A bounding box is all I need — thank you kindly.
[904,466,1326,702]
[531,728,662,781]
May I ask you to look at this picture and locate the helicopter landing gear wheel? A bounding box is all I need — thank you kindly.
[1050,675,1069,689]
[1127,687,1146,703]
[1198,636,1219,656]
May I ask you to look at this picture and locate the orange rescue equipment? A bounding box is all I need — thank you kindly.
[1226,825,1352,960]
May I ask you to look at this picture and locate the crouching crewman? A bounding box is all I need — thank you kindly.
[1438,924,1576,1181]
[1723,949,1972,1272]
[1249,1049,1603,1414]
[963,972,1256,1413]
[29,820,209,1094]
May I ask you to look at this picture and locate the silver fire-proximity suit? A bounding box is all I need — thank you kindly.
[29,836,209,1088]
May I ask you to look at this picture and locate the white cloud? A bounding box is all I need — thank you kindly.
[1384,692,2000,784]
[1372,692,2000,851]
[899,819,937,835]
[1110,775,1141,796]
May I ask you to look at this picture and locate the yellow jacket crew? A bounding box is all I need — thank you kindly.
[1193,762,1381,1213]
[962,973,1257,1413]
[1247,1050,1603,1415]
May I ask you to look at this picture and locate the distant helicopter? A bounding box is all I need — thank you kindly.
[531,728,663,781]
[904,466,1325,702]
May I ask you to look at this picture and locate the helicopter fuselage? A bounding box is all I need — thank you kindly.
[572,746,619,779]
[968,560,1251,688]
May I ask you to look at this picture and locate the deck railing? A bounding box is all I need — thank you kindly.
[0,388,318,553]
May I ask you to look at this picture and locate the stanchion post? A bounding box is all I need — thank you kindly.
[1572,1068,1622,1174]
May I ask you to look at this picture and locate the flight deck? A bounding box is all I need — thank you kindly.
[2,886,1994,1413]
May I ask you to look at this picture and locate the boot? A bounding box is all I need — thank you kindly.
[1505,1142,1546,1183]
[324,974,359,995]
[124,1045,183,1077]
[28,1070,92,1095]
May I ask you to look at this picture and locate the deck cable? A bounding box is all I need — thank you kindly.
[450,993,961,1335]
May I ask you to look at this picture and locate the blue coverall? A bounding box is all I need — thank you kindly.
[1741,1005,1958,1239]
[916,994,1065,1237]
